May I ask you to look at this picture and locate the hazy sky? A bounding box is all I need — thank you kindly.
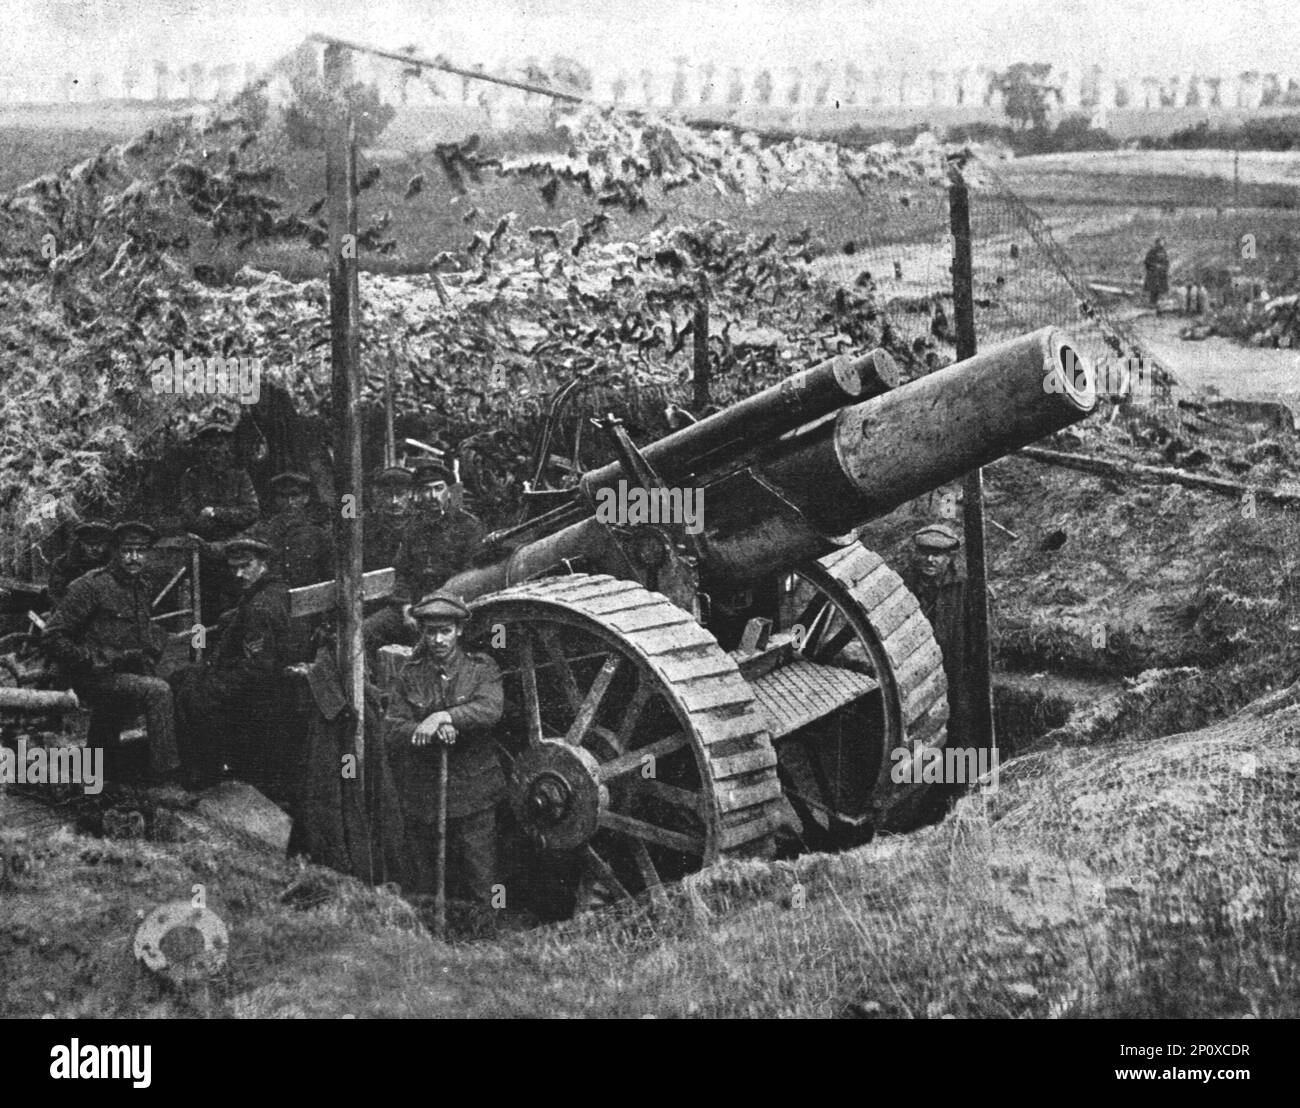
[6,0,1298,84]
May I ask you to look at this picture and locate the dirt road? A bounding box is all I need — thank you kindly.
[1128,310,1300,407]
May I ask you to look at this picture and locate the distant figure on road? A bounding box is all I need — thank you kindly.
[1143,237,1170,313]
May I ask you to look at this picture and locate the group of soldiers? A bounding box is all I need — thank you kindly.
[38,421,502,904]
[37,415,978,911]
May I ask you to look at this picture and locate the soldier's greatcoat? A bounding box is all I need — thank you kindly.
[382,642,505,902]
[394,507,485,603]
[253,508,332,588]
[178,464,259,541]
[46,546,109,604]
[905,563,973,745]
[172,572,293,794]
[43,564,179,779]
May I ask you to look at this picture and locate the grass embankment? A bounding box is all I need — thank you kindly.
[4,680,1297,1018]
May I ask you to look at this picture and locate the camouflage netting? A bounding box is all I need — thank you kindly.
[0,83,959,577]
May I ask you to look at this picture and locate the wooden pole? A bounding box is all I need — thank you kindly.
[384,360,397,469]
[189,548,203,663]
[325,44,366,796]
[433,745,448,939]
[693,288,711,412]
[949,164,995,755]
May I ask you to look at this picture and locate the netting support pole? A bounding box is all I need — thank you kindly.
[325,43,367,800]
[948,163,996,756]
[384,360,396,468]
[693,283,711,412]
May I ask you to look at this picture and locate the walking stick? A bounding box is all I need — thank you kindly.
[433,741,448,940]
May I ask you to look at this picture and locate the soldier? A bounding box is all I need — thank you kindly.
[42,521,181,786]
[172,537,293,798]
[178,421,260,623]
[1143,236,1170,313]
[253,471,332,588]
[399,460,486,600]
[365,462,486,656]
[179,421,260,541]
[47,518,112,604]
[383,591,504,906]
[902,523,972,747]
[364,465,415,574]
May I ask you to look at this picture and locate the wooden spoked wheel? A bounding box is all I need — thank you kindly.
[472,574,782,918]
[769,543,949,844]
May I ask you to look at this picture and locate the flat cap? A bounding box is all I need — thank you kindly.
[74,518,113,538]
[371,466,414,488]
[195,421,235,439]
[224,536,273,562]
[410,590,471,622]
[269,471,312,492]
[113,520,157,545]
[411,459,452,484]
[912,523,960,552]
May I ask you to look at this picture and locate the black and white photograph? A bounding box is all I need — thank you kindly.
[0,0,1296,1052]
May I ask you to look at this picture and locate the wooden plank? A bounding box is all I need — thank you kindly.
[151,564,188,610]
[718,775,784,812]
[882,609,936,666]
[708,745,778,779]
[289,567,395,618]
[0,687,79,711]
[599,810,703,855]
[867,586,914,640]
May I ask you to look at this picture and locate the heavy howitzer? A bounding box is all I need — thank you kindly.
[438,328,1094,914]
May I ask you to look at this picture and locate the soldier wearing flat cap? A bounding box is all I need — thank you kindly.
[365,460,486,657]
[382,590,505,905]
[177,420,260,622]
[43,521,182,785]
[172,535,294,798]
[47,518,113,604]
[365,466,416,574]
[400,460,484,598]
[903,522,973,747]
[253,471,332,589]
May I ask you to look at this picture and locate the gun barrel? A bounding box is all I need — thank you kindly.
[580,348,899,493]
[771,327,1092,529]
[449,328,1095,599]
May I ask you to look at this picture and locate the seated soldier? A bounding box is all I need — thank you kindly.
[382,591,504,906]
[47,518,112,605]
[172,537,294,800]
[42,521,182,786]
